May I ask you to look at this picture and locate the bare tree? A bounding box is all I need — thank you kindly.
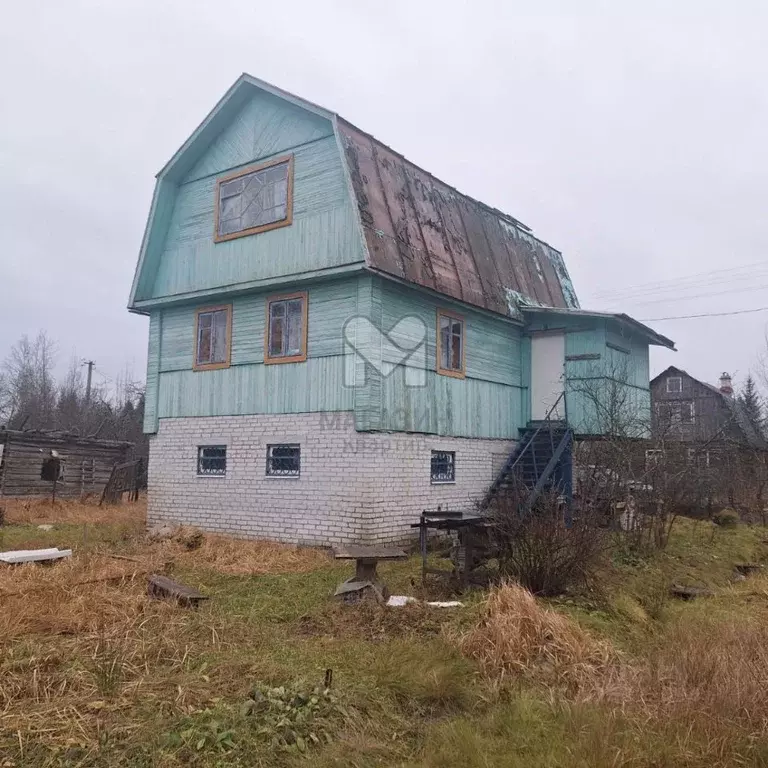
[0,331,57,429]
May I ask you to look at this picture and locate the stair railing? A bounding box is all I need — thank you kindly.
[482,391,568,508]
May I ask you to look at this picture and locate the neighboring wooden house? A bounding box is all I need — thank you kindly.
[0,429,132,498]
[129,74,674,545]
[650,367,765,448]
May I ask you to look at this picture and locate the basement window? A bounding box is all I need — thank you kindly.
[194,305,231,370]
[666,376,682,394]
[215,155,294,242]
[265,292,308,364]
[431,450,456,483]
[437,310,465,378]
[197,446,227,476]
[266,444,301,477]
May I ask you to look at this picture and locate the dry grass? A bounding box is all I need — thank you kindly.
[2,495,147,526]
[460,581,614,689]
[618,615,768,737]
[159,527,331,576]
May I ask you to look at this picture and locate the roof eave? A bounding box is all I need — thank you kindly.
[156,73,337,181]
[520,306,676,350]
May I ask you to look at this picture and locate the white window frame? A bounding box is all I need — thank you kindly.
[430,450,456,484]
[666,376,682,394]
[197,445,227,477]
[266,444,301,478]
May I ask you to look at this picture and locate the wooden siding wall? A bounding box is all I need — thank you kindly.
[0,436,129,498]
[564,324,651,437]
[651,371,735,442]
[144,274,527,440]
[352,277,526,439]
[135,91,366,303]
[147,278,357,425]
[525,314,652,436]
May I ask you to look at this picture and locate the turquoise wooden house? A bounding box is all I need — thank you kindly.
[129,74,674,545]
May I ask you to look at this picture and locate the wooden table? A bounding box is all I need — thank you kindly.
[411,509,490,586]
[332,545,407,602]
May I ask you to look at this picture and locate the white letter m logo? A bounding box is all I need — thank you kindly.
[342,315,427,388]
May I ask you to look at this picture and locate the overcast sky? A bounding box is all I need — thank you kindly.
[1,1,766,395]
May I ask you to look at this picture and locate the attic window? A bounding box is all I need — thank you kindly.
[666,376,682,394]
[437,310,465,378]
[215,155,294,242]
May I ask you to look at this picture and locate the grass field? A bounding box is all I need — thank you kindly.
[2,498,768,767]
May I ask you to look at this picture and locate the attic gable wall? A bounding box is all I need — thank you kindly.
[182,93,333,184]
[132,89,366,304]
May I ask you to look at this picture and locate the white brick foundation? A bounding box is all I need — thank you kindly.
[147,412,514,546]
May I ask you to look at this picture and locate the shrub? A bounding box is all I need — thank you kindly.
[488,489,607,596]
[713,509,740,528]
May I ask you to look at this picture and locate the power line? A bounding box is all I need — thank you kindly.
[616,282,768,307]
[639,306,768,321]
[592,260,768,300]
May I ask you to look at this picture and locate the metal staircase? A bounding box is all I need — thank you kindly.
[482,393,573,513]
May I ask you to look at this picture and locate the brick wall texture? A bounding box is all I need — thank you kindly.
[147,412,514,546]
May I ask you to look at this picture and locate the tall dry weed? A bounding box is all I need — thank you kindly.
[461,582,614,689]
[2,495,146,526]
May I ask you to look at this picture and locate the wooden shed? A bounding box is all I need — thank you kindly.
[0,429,133,498]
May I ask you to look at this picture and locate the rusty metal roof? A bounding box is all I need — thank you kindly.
[337,119,579,317]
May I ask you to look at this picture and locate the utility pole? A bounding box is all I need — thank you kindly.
[83,360,95,404]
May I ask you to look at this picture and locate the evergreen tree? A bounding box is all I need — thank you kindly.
[739,374,764,436]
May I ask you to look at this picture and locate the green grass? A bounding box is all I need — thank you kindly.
[3,515,768,767]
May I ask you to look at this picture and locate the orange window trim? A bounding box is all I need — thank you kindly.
[436,308,466,379]
[193,304,233,371]
[264,291,309,365]
[213,154,295,244]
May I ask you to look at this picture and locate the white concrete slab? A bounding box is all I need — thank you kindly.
[0,548,72,564]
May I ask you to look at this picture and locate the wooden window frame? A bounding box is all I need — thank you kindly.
[264,291,309,365]
[193,304,232,371]
[436,309,466,379]
[213,155,295,243]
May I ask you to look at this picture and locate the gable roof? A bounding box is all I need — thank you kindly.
[130,74,579,315]
[651,366,766,449]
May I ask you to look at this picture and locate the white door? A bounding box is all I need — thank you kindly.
[530,332,565,420]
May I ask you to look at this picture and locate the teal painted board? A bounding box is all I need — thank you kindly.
[376,367,523,439]
[157,355,354,419]
[352,278,525,438]
[153,136,364,298]
[132,178,178,302]
[143,312,162,433]
[377,280,523,386]
[559,320,652,436]
[350,275,383,432]
[183,92,333,184]
[157,277,359,373]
